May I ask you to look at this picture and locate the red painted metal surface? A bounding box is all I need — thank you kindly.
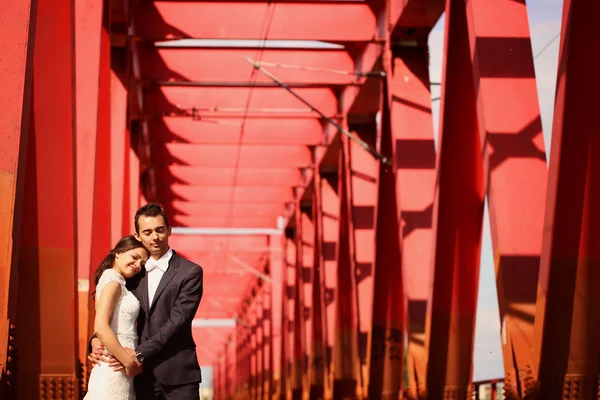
[333,136,360,398]
[4,0,590,398]
[110,53,129,244]
[0,0,35,387]
[347,131,379,397]
[386,45,436,399]
[139,48,356,85]
[74,0,105,380]
[144,86,338,117]
[424,0,485,398]
[135,1,376,42]
[465,0,548,396]
[15,0,80,396]
[532,0,600,398]
[367,84,404,399]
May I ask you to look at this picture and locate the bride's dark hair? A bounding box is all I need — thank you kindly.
[93,235,146,285]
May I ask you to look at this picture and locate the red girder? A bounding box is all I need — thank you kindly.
[144,86,338,117]
[154,143,313,168]
[149,117,324,145]
[135,1,376,42]
[139,47,356,85]
[154,166,302,187]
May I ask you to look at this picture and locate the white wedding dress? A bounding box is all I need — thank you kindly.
[84,269,140,399]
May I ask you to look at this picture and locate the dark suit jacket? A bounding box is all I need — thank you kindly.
[127,250,203,386]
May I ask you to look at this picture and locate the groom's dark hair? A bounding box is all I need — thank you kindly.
[134,203,170,233]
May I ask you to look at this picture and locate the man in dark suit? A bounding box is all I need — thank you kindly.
[89,203,203,399]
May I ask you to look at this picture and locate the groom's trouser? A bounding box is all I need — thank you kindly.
[135,373,200,400]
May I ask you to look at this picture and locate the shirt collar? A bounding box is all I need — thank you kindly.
[145,248,173,272]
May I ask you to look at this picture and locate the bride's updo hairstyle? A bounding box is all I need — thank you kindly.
[93,235,146,285]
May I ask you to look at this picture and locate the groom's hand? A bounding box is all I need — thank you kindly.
[124,347,143,377]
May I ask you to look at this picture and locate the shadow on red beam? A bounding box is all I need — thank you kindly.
[135,1,376,42]
[153,143,312,168]
[143,86,337,117]
[153,166,303,187]
[138,47,356,85]
[148,117,324,146]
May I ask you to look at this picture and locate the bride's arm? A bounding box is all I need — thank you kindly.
[94,281,138,372]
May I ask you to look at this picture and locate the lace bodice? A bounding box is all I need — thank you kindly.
[85,269,140,399]
[95,269,140,349]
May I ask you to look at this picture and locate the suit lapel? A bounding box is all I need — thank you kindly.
[149,251,180,312]
[139,270,150,313]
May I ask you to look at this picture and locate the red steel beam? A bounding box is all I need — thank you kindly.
[0,0,35,388]
[333,136,361,398]
[149,117,324,146]
[135,1,376,42]
[270,235,284,399]
[15,0,81,396]
[300,209,316,396]
[347,128,379,397]
[424,0,485,397]
[74,0,104,379]
[285,236,298,399]
[139,48,356,85]
[532,0,600,398]
[297,0,443,216]
[153,143,312,168]
[170,216,278,229]
[110,49,129,244]
[143,86,338,117]
[292,208,308,399]
[366,83,404,399]
[320,173,339,399]
[309,172,327,398]
[386,45,436,398]
[262,277,273,399]
[164,202,286,218]
[463,0,548,397]
[158,185,293,203]
[154,166,302,187]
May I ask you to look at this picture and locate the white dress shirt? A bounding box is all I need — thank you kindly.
[145,248,173,306]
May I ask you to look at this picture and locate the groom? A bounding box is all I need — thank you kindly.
[89,203,203,399]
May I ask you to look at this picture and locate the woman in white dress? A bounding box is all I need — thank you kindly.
[84,235,149,399]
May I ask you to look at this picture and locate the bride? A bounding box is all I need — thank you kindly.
[84,235,148,399]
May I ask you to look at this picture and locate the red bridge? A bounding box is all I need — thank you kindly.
[0,0,596,399]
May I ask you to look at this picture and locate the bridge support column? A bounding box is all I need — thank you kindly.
[0,1,36,395]
[424,0,485,398]
[309,172,327,399]
[464,0,548,397]
[383,44,437,400]
[110,48,129,243]
[16,0,81,398]
[291,208,307,400]
[532,0,600,398]
[74,0,106,384]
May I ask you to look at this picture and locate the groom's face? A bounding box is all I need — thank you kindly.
[135,214,171,257]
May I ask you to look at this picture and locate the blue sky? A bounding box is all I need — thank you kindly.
[427,0,564,380]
